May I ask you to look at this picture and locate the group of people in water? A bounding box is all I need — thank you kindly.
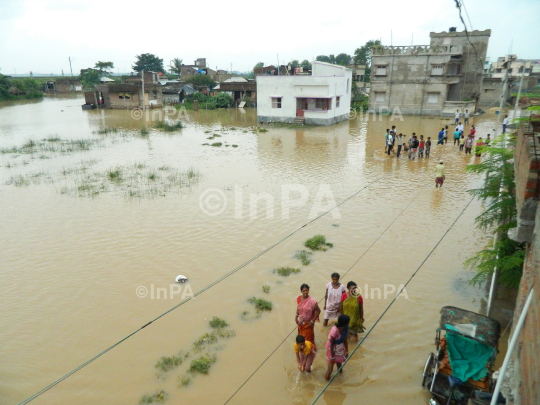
[294,273,364,380]
[384,114,490,161]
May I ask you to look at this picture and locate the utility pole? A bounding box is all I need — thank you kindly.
[513,67,525,118]
[141,69,145,113]
[69,57,73,77]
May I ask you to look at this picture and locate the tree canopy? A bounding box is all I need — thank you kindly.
[253,62,264,70]
[94,61,114,74]
[132,53,165,73]
[169,58,183,76]
[184,75,216,88]
[353,39,381,66]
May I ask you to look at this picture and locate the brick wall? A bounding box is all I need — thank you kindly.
[507,119,540,405]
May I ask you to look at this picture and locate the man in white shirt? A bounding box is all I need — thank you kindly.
[456,122,464,133]
[464,110,470,125]
[454,110,460,124]
[396,133,404,158]
[503,115,509,134]
[387,131,395,155]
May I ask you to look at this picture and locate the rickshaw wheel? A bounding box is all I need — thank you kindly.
[422,353,436,387]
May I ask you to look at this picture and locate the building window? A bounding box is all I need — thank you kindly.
[495,68,502,73]
[375,92,385,102]
[431,64,444,76]
[375,65,387,76]
[153,91,157,99]
[336,96,340,107]
[358,75,364,82]
[427,93,439,104]
[118,93,131,99]
[272,97,282,108]
[508,68,513,73]
[315,98,331,110]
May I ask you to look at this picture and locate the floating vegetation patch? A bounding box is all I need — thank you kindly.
[155,352,186,372]
[258,128,268,132]
[192,332,218,351]
[0,137,104,155]
[140,128,149,136]
[209,317,228,329]
[332,224,339,227]
[179,376,190,386]
[262,285,270,294]
[189,355,216,375]
[139,390,167,404]
[94,127,119,135]
[273,267,301,277]
[294,250,313,265]
[210,142,222,147]
[154,121,183,132]
[5,172,52,187]
[304,234,333,251]
[247,297,273,312]
[57,163,200,198]
[232,144,238,148]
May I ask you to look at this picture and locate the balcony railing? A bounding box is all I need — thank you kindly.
[372,45,463,56]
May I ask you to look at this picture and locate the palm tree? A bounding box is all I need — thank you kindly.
[169,58,183,76]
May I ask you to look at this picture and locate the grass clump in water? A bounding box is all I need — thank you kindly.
[140,128,149,136]
[155,353,184,372]
[258,128,268,132]
[273,267,301,277]
[294,250,313,265]
[262,285,270,294]
[155,121,183,131]
[95,127,118,135]
[304,234,333,251]
[180,376,191,386]
[139,390,167,404]
[106,167,122,181]
[210,142,222,147]
[193,332,218,351]
[232,144,238,148]
[190,355,216,374]
[209,316,228,329]
[247,297,273,311]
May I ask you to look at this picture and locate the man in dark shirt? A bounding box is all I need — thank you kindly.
[408,135,419,160]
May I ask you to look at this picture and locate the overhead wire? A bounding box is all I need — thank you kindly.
[310,195,476,404]
[16,157,403,405]
[223,182,430,404]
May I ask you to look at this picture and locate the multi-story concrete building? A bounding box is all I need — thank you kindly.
[369,29,491,116]
[491,56,540,91]
[256,61,352,126]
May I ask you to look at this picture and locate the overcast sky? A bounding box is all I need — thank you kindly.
[1,0,539,75]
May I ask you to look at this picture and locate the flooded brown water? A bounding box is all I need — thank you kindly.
[0,96,505,405]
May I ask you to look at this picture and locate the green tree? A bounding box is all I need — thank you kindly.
[184,75,216,89]
[464,135,524,288]
[351,81,368,111]
[253,62,264,71]
[169,58,183,76]
[0,70,13,99]
[94,61,114,74]
[288,60,300,68]
[132,53,165,73]
[215,92,233,108]
[335,53,352,66]
[300,60,312,70]
[316,55,336,64]
[353,39,381,82]
[80,68,102,88]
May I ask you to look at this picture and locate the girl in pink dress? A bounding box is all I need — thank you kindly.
[325,314,350,380]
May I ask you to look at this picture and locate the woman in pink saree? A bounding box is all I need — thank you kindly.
[296,283,321,349]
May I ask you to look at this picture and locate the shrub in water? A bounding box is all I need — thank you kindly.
[304,235,333,251]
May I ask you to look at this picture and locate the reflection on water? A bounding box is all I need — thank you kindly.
[0,96,506,405]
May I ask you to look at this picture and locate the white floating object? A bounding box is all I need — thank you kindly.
[175,275,188,283]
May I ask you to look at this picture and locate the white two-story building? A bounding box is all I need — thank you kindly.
[256,61,352,126]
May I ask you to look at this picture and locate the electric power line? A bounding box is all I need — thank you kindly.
[17,159,404,405]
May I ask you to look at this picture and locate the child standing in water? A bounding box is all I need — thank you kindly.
[325,315,350,380]
[323,273,346,326]
[294,335,316,372]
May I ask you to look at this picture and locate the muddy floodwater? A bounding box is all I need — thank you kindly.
[1,96,503,405]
